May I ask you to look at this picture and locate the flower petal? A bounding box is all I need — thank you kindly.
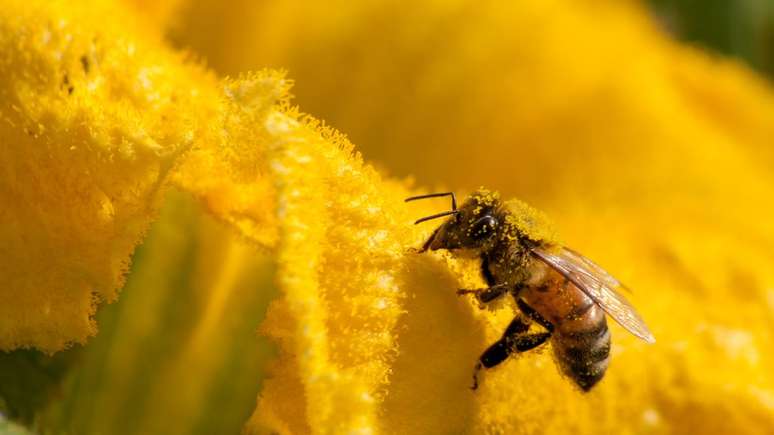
[171,71,292,248]
[0,0,221,352]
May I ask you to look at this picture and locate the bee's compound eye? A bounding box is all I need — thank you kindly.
[471,215,498,239]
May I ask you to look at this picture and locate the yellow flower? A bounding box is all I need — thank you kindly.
[1,0,773,434]
[0,0,219,352]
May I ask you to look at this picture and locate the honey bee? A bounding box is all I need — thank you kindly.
[406,188,655,391]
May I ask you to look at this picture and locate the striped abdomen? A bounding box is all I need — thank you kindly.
[553,306,610,391]
[521,276,611,391]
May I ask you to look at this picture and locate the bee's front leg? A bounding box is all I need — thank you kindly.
[409,226,441,253]
[457,283,509,304]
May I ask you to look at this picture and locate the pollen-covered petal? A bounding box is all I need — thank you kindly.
[0,0,219,352]
[243,109,420,434]
[170,71,292,249]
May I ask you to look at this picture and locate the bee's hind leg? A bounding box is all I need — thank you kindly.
[517,298,555,332]
[471,316,552,390]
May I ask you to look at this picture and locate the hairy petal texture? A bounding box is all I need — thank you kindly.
[0,2,418,430]
[244,109,418,433]
[171,72,292,248]
[0,0,220,352]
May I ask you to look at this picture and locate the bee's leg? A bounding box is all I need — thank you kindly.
[458,255,509,304]
[517,298,555,332]
[457,283,509,304]
[471,316,552,390]
[410,226,441,253]
[480,254,496,286]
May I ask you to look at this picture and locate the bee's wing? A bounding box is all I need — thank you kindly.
[531,247,656,343]
[561,247,632,293]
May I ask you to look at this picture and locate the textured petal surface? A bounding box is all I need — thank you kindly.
[170,71,291,248]
[0,0,219,352]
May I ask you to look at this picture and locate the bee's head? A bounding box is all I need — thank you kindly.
[406,188,503,251]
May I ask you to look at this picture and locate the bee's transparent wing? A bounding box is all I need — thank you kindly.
[562,247,632,293]
[531,247,655,343]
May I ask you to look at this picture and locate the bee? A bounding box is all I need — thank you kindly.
[405,188,655,391]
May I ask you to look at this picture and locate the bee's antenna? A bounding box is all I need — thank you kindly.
[404,192,457,211]
[413,210,460,225]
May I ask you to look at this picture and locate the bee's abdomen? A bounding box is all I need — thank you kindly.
[552,305,611,391]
